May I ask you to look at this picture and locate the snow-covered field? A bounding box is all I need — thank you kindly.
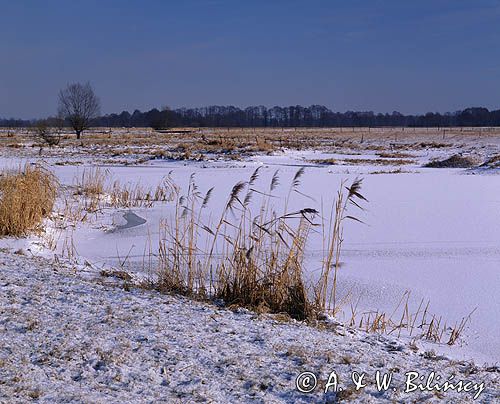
[1,128,500,401]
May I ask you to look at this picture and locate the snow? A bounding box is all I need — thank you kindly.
[0,251,498,403]
[18,155,498,365]
[1,131,500,400]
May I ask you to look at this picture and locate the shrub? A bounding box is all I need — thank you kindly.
[32,120,62,147]
[0,165,58,236]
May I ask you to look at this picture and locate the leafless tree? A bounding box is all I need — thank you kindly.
[58,82,100,139]
[32,118,64,147]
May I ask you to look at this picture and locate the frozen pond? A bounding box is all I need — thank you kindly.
[2,155,499,364]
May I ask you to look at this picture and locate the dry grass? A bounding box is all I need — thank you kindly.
[344,158,414,166]
[369,168,407,175]
[0,165,58,236]
[75,167,107,197]
[378,151,414,158]
[153,168,366,320]
[71,167,177,213]
[481,154,500,167]
[424,154,479,168]
[2,126,500,161]
[348,291,475,346]
[311,158,337,165]
[73,167,108,212]
[315,178,367,314]
[108,176,176,208]
[150,170,474,343]
[311,157,414,166]
[251,137,275,153]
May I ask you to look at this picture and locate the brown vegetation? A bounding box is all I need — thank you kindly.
[1,127,499,163]
[0,165,58,236]
[424,154,479,168]
[151,168,366,320]
[312,157,414,166]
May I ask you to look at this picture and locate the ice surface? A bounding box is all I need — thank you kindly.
[1,149,499,364]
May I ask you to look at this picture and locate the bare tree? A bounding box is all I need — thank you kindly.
[58,82,100,139]
[32,119,62,147]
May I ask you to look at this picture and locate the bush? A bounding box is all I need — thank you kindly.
[32,120,62,147]
[0,165,58,236]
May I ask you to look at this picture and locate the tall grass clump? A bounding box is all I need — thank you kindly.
[75,167,107,197]
[155,168,367,320]
[73,167,177,213]
[0,165,58,236]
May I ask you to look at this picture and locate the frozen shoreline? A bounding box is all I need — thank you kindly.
[0,250,498,403]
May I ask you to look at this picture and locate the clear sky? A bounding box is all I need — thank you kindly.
[1,0,499,118]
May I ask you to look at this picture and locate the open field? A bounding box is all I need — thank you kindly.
[1,127,499,401]
[3,126,500,165]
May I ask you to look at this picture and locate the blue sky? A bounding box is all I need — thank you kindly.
[1,0,500,118]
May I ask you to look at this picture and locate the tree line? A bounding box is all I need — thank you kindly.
[2,83,500,129]
[99,105,500,128]
[4,105,500,129]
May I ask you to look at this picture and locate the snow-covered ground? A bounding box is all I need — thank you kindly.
[0,251,498,403]
[1,130,500,401]
[6,154,495,363]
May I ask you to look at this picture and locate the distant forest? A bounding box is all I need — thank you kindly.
[2,105,500,128]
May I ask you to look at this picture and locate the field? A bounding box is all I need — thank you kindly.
[1,127,499,401]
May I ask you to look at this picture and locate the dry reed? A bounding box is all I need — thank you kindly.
[0,165,58,236]
[151,171,473,345]
[154,168,366,320]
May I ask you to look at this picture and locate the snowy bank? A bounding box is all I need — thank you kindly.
[0,251,498,403]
